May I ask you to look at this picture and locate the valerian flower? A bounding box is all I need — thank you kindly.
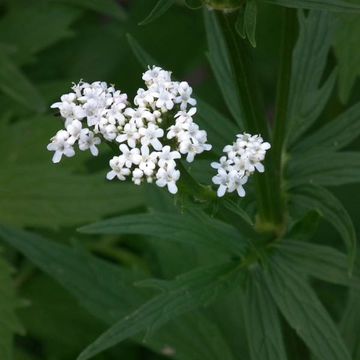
[211,133,271,197]
[48,66,212,194]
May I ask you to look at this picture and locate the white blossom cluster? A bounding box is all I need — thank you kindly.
[47,81,128,163]
[211,133,271,197]
[47,66,212,194]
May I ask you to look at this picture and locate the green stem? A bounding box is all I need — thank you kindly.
[216,11,279,231]
[272,8,297,232]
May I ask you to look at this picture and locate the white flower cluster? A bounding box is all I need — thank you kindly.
[48,66,212,194]
[211,133,271,197]
[47,81,128,163]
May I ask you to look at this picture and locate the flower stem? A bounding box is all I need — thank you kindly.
[272,8,297,232]
[216,11,280,231]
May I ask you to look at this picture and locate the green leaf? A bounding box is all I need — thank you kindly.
[77,261,243,360]
[277,241,360,288]
[79,212,246,256]
[288,151,360,187]
[0,3,80,65]
[340,290,360,359]
[235,7,246,38]
[203,10,244,129]
[53,0,127,21]
[263,0,360,12]
[0,225,146,323]
[126,34,157,69]
[286,210,320,242]
[290,185,356,271]
[0,164,144,228]
[243,270,287,360]
[333,13,360,103]
[264,255,352,360]
[0,226,236,360]
[244,0,257,48]
[0,54,45,111]
[286,10,335,147]
[293,102,360,153]
[0,254,24,360]
[139,0,177,25]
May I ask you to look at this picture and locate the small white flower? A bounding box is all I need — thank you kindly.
[78,130,101,156]
[139,123,164,151]
[156,164,180,194]
[158,145,181,168]
[175,81,196,110]
[66,119,83,145]
[212,132,270,197]
[106,156,130,180]
[155,89,174,110]
[119,144,141,168]
[47,130,75,163]
[116,123,140,148]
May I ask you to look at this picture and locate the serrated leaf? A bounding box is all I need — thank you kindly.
[139,0,177,25]
[203,10,244,129]
[79,212,247,256]
[288,151,360,187]
[77,261,243,360]
[263,0,360,12]
[293,102,360,153]
[244,0,257,47]
[0,54,45,111]
[0,254,24,360]
[264,255,352,360]
[0,226,236,360]
[286,10,335,147]
[277,241,360,288]
[290,185,356,270]
[333,13,360,103]
[243,270,287,360]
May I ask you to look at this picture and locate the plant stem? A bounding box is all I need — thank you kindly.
[216,11,280,231]
[272,8,297,232]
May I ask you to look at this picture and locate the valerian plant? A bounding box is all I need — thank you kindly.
[1,0,360,359]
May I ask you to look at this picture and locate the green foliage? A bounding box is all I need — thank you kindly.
[264,255,352,360]
[77,261,243,360]
[333,13,360,103]
[290,185,356,269]
[243,270,287,360]
[264,0,360,12]
[0,254,24,360]
[0,1,359,359]
[139,0,177,25]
